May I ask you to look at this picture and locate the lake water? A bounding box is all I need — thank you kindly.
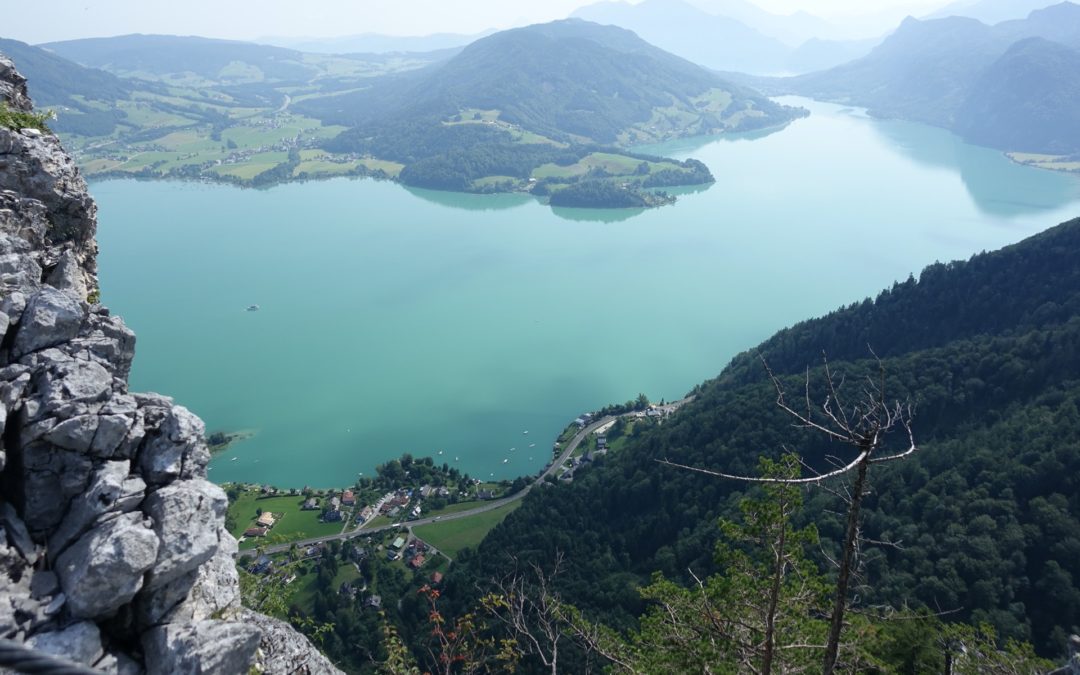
[92,97,1080,488]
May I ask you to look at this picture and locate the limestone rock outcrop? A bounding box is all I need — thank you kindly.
[0,53,342,674]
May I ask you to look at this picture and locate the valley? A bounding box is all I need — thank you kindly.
[5,1,1080,672]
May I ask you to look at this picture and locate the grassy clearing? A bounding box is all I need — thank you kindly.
[426,500,486,517]
[294,159,361,176]
[471,175,522,189]
[228,491,345,550]
[446,108,501,124]
[511,129,565,146]
[210,151,290,180]
[359,158,404,177]
[413,502,522,558]
[533,152,678,180]
[291,563,362,610]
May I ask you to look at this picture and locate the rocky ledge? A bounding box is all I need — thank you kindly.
[0,55,341,674]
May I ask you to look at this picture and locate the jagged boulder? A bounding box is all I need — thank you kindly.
[12,286,84,358]
[0,52,340,675]
[55,511,160,619]
[26,621,104,667]
[142,620,262,675]
[143,478,227,590]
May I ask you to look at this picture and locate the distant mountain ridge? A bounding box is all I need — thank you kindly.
[306,20,805,201]
[571,0,877,75]
[778,2,1080,154]
[256,31,493,55]
[42,34,317,83]
[305,19,803,145]
[0,37,140,136]
[928,0,1062,24]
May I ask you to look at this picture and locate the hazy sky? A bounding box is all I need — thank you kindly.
[7,0,950,44]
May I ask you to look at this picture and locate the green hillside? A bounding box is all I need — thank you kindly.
[446,216,1080,658]
[43,34,317,83]
[308,19,804,204]
[0,39,442,186]
[955,38,1080,155]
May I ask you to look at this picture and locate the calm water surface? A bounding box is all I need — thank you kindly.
[93,98,1080,488]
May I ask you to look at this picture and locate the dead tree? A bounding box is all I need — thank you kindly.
[483,554,569,675]
[659,352,916,675]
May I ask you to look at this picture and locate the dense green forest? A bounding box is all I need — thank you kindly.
[547,180,666,209]
[269,221,1080,672]
[436,216,1080,662]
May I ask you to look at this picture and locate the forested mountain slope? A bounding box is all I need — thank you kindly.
[779,2,1080,154]
[307,20,803,199]
[448,217,1080,657]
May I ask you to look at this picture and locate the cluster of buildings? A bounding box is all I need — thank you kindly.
[373,485,452,522]
[386,533,434,570]
[244,511,277,538]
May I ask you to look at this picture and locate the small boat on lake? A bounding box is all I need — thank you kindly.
[246,304,260,312]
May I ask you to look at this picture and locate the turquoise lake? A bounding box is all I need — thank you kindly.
[92,97,1080,488]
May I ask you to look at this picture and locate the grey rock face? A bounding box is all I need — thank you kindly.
[55,512,160,619]
[185,533,242,621]
[143,479,227,590]
[12,286,84,358]
[0,53,338,675]
[0,56,32,111]
[242,609,345,675]
[142,620,262,675]
[139,404,210,484]
[48,460,145,557]
[26,620,104,667]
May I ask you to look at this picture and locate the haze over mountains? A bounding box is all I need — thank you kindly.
[775,1,1080,154]
[256,32,491,55]
[929,0,1067,23]
[572,0,879,74]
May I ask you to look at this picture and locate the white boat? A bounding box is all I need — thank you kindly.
[246,304,260,312]
[230,457,238,461]
[503,458,509,464]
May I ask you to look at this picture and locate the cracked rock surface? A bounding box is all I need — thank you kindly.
[0,53,342,674]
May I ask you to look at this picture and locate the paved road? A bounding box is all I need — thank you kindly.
[255,415,619,556]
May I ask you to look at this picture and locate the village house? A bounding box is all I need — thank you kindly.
[244,526,268,538]
[249,555,274,575]
[341,490,356,506]
[409,554,426,570]
[302,497,319,511]
[256,512,276,528]
[431,571,444,585]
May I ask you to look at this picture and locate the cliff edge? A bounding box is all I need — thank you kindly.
[0,54,341,674]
